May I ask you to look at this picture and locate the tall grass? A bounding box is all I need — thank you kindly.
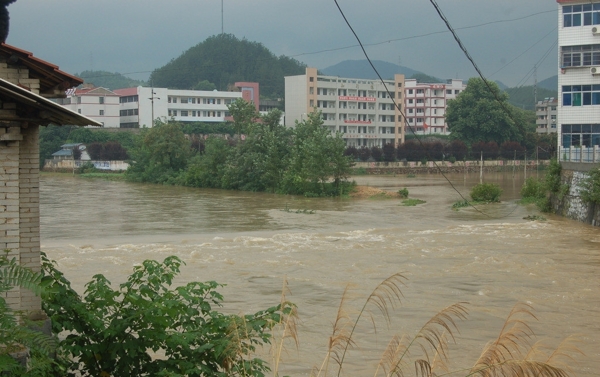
[265,275,579,377]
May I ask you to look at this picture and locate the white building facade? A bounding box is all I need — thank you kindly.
[114,87,245,128]
[535,98,558,134]
[403,79,466,135]
[60,87,121,128]
[285,68,405,147]
[557,0,600,162]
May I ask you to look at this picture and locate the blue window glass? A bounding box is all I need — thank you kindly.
[583,124,592,133]
[583,4,592,12]
[573,124,582,133]
[563,85,571,91]
[573,85,582,91]
[595,3,600,11]
[573,5,582,12]
[564,14,572,27]
[563,124,572,133]
[584,92,592,105]
[594,12,600,24]
[573,93,582,106]
[593,92,600,104]
[583,85,592,91]
[593,85,600,91]
[593,124,600,132]
[563,93,572,106]
[573,13,582,26]
[563,134,572,148]
[585,12,593,25]
[592,134,600,146]
[564,5,572,13]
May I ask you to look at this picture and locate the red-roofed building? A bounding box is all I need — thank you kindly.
[57,85,121,128]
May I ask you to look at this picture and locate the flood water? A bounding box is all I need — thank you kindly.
[40,171,599,376]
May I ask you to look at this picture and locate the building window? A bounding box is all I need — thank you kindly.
[77,97,81,104]
[416,89,424,94]
[309,87,314,94]
[309,77,314,82]
[562,85,600,106]
[446,90,452,94]
[77,109,81,114]
[561,124,600,147]
[563,4,600,27]
[99,110,104,116]
[180,98,188,104]
[181,110,188,116]
[99,97,104,104]
[408,89,413,95]
[561,44,600,67]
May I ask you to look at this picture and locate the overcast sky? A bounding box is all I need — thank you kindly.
[7,0,558,87]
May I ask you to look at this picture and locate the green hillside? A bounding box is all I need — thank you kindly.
[149,34,306,99]
[76,70,146,90]
[504,85,558,111]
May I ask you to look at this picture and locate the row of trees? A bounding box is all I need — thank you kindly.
[345,136,556,163]
[126,100,354,197]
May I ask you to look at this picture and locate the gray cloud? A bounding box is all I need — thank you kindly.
[7,0,558,86]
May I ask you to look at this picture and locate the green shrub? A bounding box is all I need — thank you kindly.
[448,156,457,163]
[402,198,425,206]
[452,199,470,210]
[470,183,502,203]
[41,254,290,377]
[545,158,562,193]
[580,167,600,204]
[520,177,545,199]
[398,188,409,198]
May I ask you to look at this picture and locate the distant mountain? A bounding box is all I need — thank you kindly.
[538,75,558,91]
[150,34,306,99]
[76,70,146,91]
[410,73,443,83]
[504,85,558,111]
[494,80,508,90]
[321,60,423,80]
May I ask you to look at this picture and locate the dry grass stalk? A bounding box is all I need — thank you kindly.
[335,274,407,377]
[315,286,354,377]
[467,303,576,377]
[373,303,468,377]
[271,278,299,377]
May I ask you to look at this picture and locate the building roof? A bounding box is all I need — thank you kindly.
[113,87,139,96]
[73,87,118,96]
[0,43,83,98]
[51,149,73,157]
[0,78,102,127]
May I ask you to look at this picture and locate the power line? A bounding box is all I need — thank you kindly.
[332,0,503,220]
[78,9,557,82]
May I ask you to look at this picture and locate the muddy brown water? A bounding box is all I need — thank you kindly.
[40,172,599,376]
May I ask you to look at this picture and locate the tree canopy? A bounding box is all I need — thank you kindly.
[76,70,146,90]
[446,78,526,145]
[149,34,306,99]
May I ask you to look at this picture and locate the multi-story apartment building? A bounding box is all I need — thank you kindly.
[557,0,600,162]
[113,82,259,128]
[285,68,405,147]
[403,79,466,135]
[59,86,121,128]
[535,98,558,134]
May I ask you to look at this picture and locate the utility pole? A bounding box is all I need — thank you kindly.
[533,64,538,108]
[149,81,159,127]
[221,0,224,34]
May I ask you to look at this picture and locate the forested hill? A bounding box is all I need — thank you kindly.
[76,70,146,90]
[149,34,306,99]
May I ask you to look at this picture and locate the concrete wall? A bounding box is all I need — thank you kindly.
[43,159,129,171]
[552,164,600,227]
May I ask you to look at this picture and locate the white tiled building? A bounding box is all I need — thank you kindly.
[557,0,600,162]
[403,79,466,135]
[285,68,405,147]
[114,87,244,128]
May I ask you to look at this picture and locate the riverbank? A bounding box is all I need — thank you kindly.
[352,159,549,175]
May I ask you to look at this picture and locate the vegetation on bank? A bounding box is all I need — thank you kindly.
[519,159,567,212]
[1,253,579,376]
[126,100,354,197]
[452,183,502,210]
